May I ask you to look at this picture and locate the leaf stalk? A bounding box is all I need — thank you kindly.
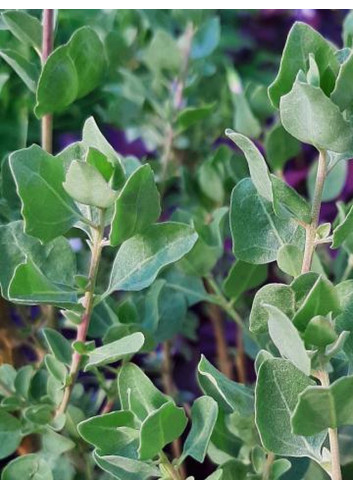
[57,209,105,415]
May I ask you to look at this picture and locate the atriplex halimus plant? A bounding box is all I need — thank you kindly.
[2,9,353,481]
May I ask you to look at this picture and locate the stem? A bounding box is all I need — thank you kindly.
[300,150,342,480]
[207,301,233,379]
[316,370,342,480]
[101,397,115,415]
[262,452,275,480]
[206,276,247,382]
[41,9,54,153]
[161,341,187,479]
[160,22,194,188]
[161,340,176,397]
[301,150,327,273]
[57,210,105,415]
[159,451,183,480]
[40,9,55,328]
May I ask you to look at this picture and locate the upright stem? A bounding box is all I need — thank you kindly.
[206,276,247,382]
[57,210,105,415]
[160,22,194,186]
[159,451,183,480]
[301,150,327,273]
[41,9,54,153]
[300,149,342,479]
[161,341,186,479]
[207,301,233,379]
[316,370,342,480]
[40,9,55,327]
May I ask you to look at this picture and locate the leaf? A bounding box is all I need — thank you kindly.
[152,282,188,344]
[223,260,267,302]
[293,275,341,331]
[277,244,303,277]
[82,117,124,186]
[255,358,326,460]
[232,93,261,139]
[10,145,81,242]
[110,165,160,246]
[292,376,353,436]
[270,459,292,480]
[163,268,209,306]
[210,460,248,480]
[1,454,53,480]
[0,49,38,92]
[35,45,78,117]
[9,257,77,307]
[44,354,67,384]
[86,147,114,181]
[63,160,117,208]
[191,17,220,59]
[264,123,301,171]
[144,30,182,73]
[344,11,353,47]
[93,450,160,481]
[331,52,353,111]
[41,429,75,457]
[271,175,311,223]
[280,79,353,153]
[24,404,53,425]
[178,207,227,276]
[226,130,273,202]
[14,365,34,399]
[197,355,254,416]
[307,53,320,87]
[250,284,295,334]
[67,26,105,98]
[308,158,347,203]
[230,178,302,264]
[268,22,339,107]
[181,396,218,463]
[78,410,137,454]
[0,221,40,297]
[42,328,72,365]
[0,364,16,395]
[0,409,22,460]
[2,10,41,51]
[304,316,337,347]
[138,401,187,460]
[85,333,145,370]
[332,204,353,248]
[117,363,168,421]
[176,103,215,132]
[35,27,105,117]
[265,304,311,375]
[0,221,77,306]
[106,223,197,293]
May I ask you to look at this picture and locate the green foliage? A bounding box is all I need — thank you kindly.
[292,376,353,435]
[36,27,106,117]
[84,333,145,369]
[280,79,353,153]
[10,145,80,242]
[230,178,302,264]
[181,396,218,463]
[255,359,326,460]
[1,9,353,481]
[2,10,42,52]
[268,21,339,107]
[107,223,198,293]
[110,165,161,246]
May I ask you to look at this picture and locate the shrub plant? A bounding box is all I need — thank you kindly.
[1,9,353,481]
